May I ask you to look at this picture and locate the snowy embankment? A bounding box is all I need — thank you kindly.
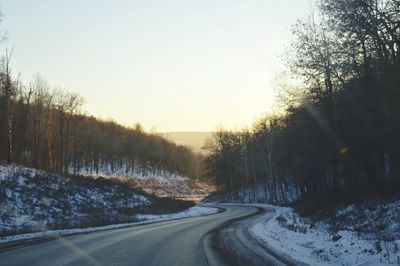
[73,164,213,200]
[0,206,219,244]
[250,198,400,265]
[0,163,216,240]
[204,184,299,205]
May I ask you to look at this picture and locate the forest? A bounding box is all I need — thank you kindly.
[0,70,204,179]
[204,0,400,207]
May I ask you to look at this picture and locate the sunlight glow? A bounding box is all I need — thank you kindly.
[1,0,310,131]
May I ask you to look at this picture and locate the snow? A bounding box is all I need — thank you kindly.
[250,203,400,265]
[0,163,190,236]
[0,163,218,247]
[70,163,213,199]
[136,206,219,221]
[75,165,187,184]
[204,183,299,204]
[0,206,219,244]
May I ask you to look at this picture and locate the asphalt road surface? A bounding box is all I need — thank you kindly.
[0,205,259,266]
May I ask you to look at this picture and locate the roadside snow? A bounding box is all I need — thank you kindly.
[0,163,154,236]
[250,204,400,266]
[136,206,219,221]
[0,163,214,240]
[0,206,219,244]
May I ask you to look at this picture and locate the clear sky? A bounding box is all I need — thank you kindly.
[1,0,310,132]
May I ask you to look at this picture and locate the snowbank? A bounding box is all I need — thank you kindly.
[0,206,219,244]
[0,163,208,238]
[251,202,400,265]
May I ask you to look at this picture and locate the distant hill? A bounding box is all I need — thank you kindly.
[162,132,212,154]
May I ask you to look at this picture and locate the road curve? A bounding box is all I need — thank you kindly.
[0,205,259,266]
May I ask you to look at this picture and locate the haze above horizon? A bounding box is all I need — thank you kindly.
[1,0,309,131]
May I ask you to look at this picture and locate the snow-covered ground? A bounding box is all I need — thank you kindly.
[250,199,400,265]
[72,164,213,199]
[74,165,187,184]
[204,184,299,204]
[0,206,219,244]
[0,163,207,238]
[136,206,218,221]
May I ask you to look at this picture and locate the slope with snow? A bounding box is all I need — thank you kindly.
[0,163,196,237]
[250,197,400,265]
[0,206,219,244]
[74,164,213,200]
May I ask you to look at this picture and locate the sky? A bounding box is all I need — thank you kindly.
[1,0,310,132]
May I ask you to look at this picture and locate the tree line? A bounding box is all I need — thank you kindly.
[204,0,400,205]
[0,70,203,179]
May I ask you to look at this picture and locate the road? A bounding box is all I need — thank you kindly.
[0,205,260,266]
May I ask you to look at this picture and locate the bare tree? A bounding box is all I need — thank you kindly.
[1,49,15,163]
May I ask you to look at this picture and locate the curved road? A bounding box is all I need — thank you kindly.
[0,205,259,266]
